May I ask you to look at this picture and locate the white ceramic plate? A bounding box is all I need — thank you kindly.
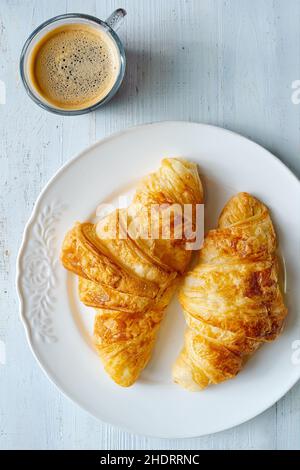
[17,121,300,438]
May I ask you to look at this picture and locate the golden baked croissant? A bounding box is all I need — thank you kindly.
[61,158,203,386]
[173,192,287,391]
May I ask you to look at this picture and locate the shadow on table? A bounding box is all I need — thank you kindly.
[97,47,179,113]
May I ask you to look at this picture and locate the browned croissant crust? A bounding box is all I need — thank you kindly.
[61,158,203,386]
[173,192,288,391]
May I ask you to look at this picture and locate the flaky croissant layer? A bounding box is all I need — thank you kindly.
[173,192,288,391]
[61,158,203,386]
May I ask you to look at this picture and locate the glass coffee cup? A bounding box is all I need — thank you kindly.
[20,10,126,115]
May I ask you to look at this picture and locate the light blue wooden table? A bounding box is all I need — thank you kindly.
[0,0,299,450]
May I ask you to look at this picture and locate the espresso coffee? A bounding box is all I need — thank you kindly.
[28,24,120,110]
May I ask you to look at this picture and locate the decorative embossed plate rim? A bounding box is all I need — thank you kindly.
[16,121,300,438]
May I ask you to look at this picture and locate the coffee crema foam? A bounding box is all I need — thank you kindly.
[29,24,120,110]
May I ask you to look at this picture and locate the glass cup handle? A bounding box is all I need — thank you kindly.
[105,8,127,31]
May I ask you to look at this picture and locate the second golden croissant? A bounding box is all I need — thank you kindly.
[173,192,288,391]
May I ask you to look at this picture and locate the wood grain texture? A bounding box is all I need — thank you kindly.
[0,0,299,450]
